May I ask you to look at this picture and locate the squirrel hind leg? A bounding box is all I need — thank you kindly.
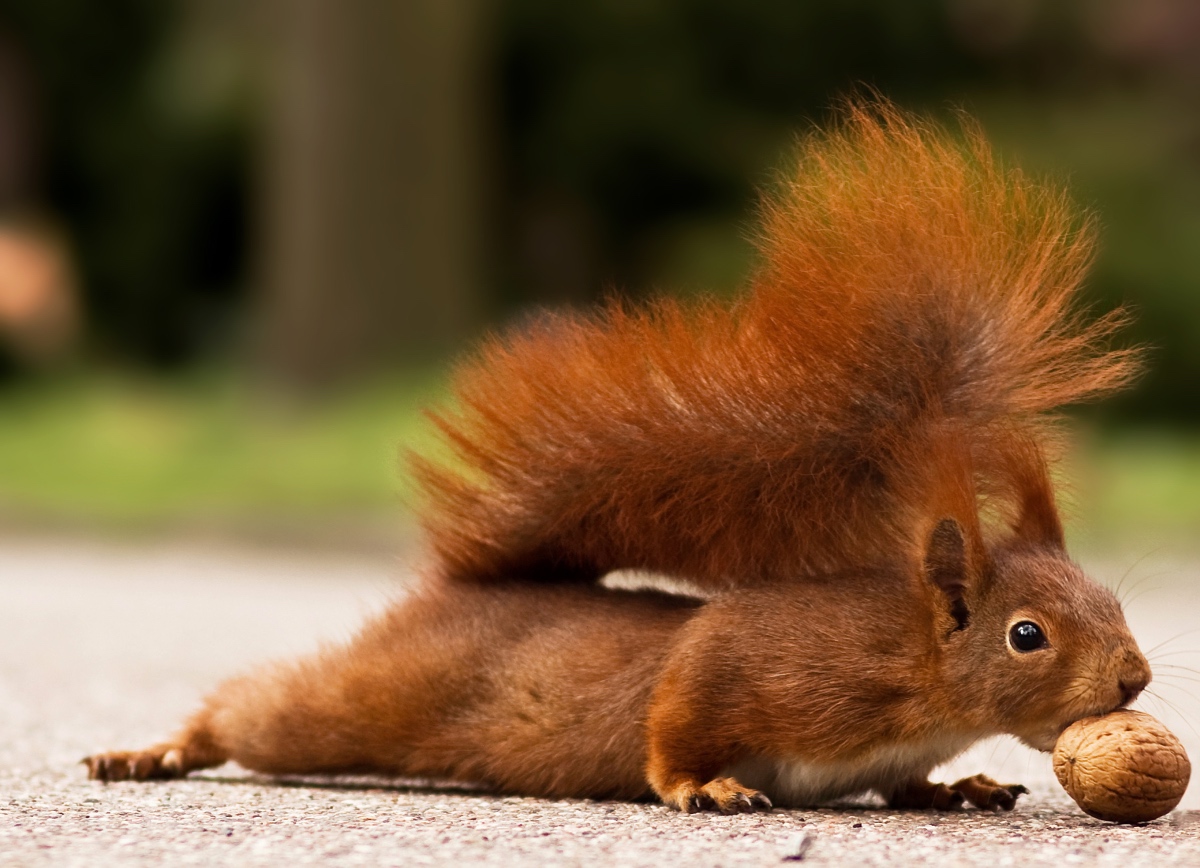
[82,711,228,782]
[83,658,344,783]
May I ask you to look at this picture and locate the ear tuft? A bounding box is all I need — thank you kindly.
[924,518,971,631]
[1014,489,1065,550]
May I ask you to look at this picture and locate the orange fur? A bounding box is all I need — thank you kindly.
[84,101,1154,814]
[415,100,1139,590]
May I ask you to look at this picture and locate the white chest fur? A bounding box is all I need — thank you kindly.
[724,733,982,807]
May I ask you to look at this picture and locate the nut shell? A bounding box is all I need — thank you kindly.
[1053,709,1190,823]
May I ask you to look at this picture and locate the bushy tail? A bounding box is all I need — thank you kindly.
[412,100,1139,590]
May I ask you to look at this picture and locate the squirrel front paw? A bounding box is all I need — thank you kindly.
[82,745,188,782]
[888,774,1028,811]
[889,779,966,810]
[661,776,774,814]
[950,774,1028,812]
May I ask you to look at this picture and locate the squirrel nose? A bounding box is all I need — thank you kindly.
[1118,678,1145,707]
[1117,651,1151,707]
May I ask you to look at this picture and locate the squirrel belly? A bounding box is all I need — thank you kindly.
[726,737,981,808]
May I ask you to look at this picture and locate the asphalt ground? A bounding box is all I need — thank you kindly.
[2,536,1199,866]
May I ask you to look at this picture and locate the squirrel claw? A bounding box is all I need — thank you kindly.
[750,791,773,810]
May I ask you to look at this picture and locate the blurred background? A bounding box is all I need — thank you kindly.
[0,0,1196,556]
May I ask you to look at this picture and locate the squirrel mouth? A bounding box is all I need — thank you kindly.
[1055,700,1128,736]
[1035,702,1124,751]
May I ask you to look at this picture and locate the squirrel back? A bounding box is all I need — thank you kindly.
[413,100,1139,590]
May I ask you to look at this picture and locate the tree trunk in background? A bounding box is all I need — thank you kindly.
[256,0,485,389]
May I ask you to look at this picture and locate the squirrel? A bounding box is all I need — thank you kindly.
[84,100,1152,814]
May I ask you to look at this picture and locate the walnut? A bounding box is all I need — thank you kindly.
[1053,709,1191,823]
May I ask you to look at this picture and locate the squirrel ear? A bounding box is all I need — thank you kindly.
[923,518,971,632]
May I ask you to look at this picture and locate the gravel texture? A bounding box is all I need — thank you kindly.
[2,536,1198,866]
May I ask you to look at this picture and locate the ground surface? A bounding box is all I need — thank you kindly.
[2,536,1199,867]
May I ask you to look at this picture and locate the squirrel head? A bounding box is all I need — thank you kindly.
[921,518,1150,752]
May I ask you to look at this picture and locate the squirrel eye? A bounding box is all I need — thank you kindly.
[1009,620,1048,652]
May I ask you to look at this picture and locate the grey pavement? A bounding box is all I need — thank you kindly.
[2,536,1199,866]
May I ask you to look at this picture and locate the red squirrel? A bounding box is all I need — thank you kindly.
[85,101,1151,814]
